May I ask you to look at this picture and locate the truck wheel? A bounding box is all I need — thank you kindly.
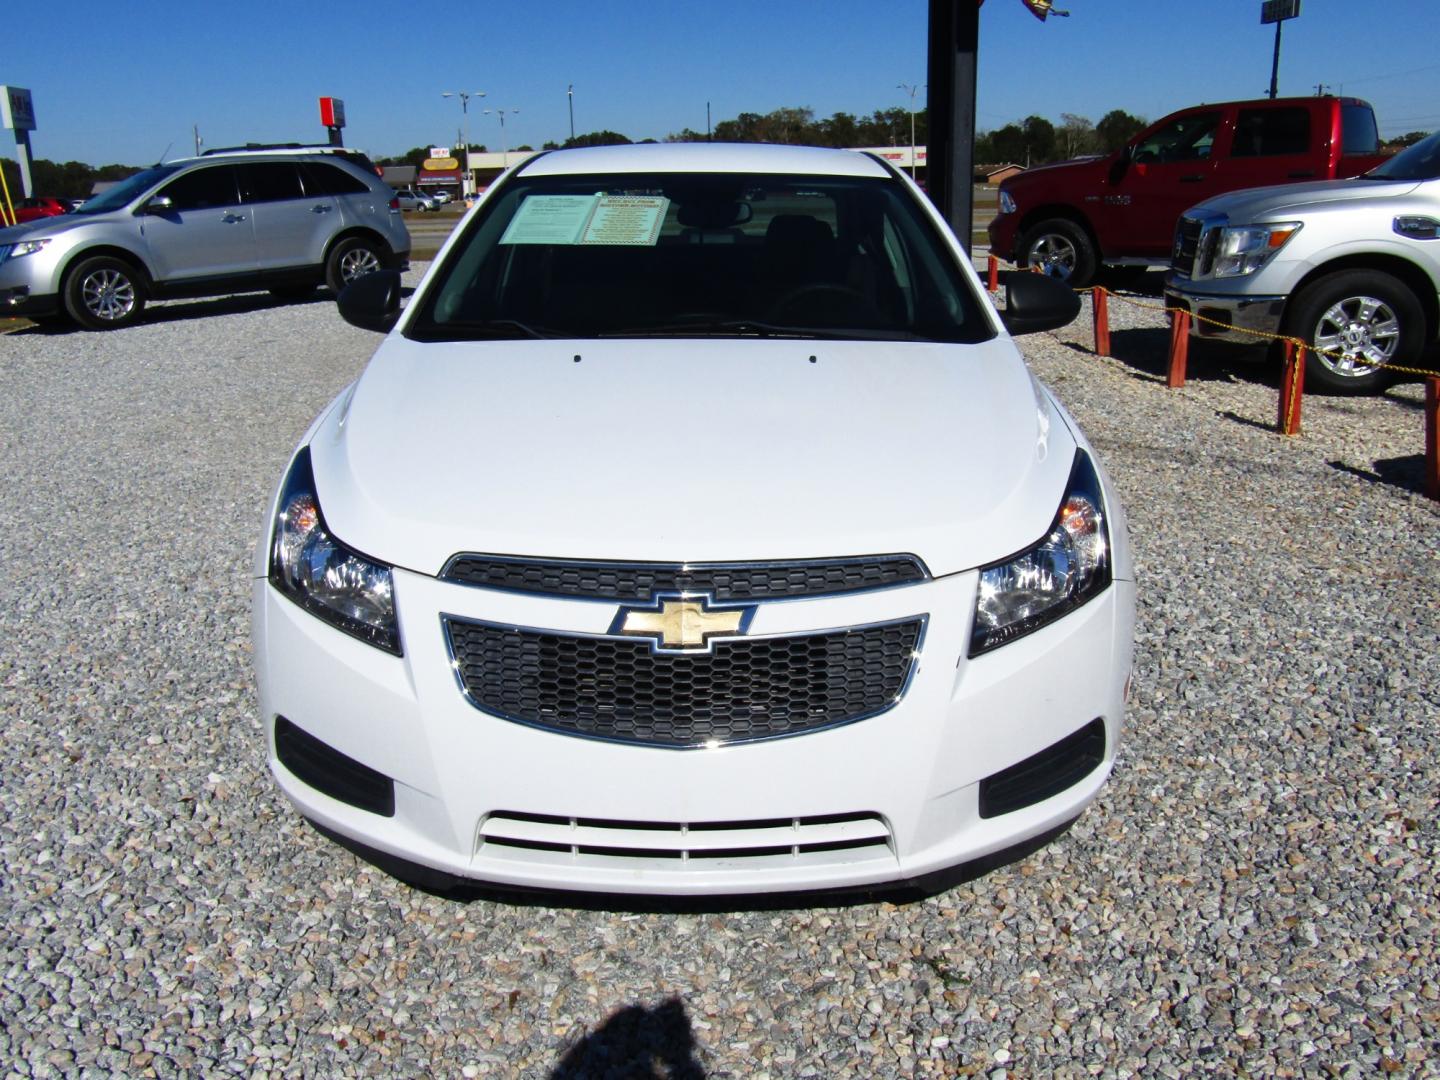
[326,237,386,294]
[1019,219,1096,287]
[1287,270,1420,394]
[63,255,146,330]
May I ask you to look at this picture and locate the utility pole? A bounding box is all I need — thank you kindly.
[567,84,575,143]
[193,125,202,156]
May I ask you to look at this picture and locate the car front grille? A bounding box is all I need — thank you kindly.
[443,616,924,747]
[440,554,929,602]
[1171,216,1203,276]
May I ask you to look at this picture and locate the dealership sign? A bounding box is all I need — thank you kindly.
[319,96,346,129]
[0,86,35,132]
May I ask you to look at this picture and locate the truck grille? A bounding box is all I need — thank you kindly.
[440,554,929,602]
[443,616,924,747]
[1171,216,1203,276]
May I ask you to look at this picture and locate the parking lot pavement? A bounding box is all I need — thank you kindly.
[0,278,1436,1076]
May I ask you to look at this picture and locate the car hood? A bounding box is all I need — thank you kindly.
[307,336,1079,579]
[1187,176,1423,220]
[0,211,114,242]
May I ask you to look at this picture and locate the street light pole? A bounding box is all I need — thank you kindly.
[442,89,485,197]
[567,85,575,143]
[484,108,520,169]
[898,82,922,178]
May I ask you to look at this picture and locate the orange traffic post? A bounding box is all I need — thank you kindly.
[1092,287,1110,357]
[1278,340,1306,436]
[1426,377,1440,500]
[1166,309,1190,388]
[987,253,1000,292]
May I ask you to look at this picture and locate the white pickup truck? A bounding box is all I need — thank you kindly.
[1165,131,1440,393]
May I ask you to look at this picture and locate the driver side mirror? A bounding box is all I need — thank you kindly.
[337,269,403,333]
[141,195,175,215]
[1107,146,1132,186]
[1000,272,1081,337]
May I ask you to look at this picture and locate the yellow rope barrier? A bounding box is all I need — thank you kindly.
[1083,283,1438,380]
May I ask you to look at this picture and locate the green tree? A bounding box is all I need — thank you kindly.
[1096,109,1146,154]
[1022,116,1056,163]
[562,131,632,148]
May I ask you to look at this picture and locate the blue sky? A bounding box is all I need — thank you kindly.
[5,0,1437,166]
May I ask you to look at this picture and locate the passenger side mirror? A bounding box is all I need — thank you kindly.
[1000,272,1080,336]
[337,269,402,333]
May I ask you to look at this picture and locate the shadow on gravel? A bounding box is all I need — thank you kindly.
[1327,454,1429,495]
[550,997,705,1080]
[9,285,417,334]
[1079,333,1281,388]
[310,817,1075,913]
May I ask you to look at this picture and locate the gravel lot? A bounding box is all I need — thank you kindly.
[1,271,1437,1078]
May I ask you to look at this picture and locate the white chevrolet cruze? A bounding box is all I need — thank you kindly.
[251,143,1135,897]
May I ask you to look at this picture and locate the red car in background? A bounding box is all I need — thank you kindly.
[5,196,71,225]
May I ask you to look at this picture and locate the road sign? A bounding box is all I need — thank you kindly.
[1261,0,1300,24]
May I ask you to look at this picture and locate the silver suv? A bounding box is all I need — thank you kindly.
[0,149,411,330]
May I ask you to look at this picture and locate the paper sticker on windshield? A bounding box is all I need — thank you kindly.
[500,195,599,245]
[579,196,669,246]
[500,194,669,246]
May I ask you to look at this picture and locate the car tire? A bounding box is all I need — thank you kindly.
[325,237,387,294]
[63,255,146,330]
[1286,270,1420,394]
[1019,218,1097,287]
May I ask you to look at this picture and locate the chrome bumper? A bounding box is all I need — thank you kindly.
[1165,285,1287,345]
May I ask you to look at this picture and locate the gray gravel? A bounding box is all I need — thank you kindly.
[1,273,1437,1077]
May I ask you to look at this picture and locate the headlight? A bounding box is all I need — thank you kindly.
[268,446,401,654]
[1207,222,1300,278]
[1,238,50,262]
[970,451,1111,656]
[998,189,1017,215]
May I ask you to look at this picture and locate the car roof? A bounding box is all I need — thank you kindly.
[517,142,893,179]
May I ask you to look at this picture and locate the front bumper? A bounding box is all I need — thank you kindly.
[253,558,1135,896]
[0,285,60,319]
[1165,282,1287,345]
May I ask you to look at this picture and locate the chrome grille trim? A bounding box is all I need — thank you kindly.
[439,553,930,602]
[477,811,894,863]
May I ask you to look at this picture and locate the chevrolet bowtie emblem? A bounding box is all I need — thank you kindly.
[614,597,752,652]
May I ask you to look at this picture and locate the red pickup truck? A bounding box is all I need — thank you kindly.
[986,96,1388,286]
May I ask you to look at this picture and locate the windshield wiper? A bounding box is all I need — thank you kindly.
[424,318,560,340]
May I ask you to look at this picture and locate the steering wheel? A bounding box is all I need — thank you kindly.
[768,283,871,322]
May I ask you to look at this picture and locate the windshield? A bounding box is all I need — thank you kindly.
[1367,132,1440,181]
[73,165,181,214]
[408,170,989,343]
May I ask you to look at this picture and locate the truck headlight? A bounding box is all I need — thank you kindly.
[268,446,401,655]
[998,189,1017,215]
[970,451,1111,656]
[1208,222,1300,278]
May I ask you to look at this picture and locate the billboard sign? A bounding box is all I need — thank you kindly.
[1261,0,1300,23]
[318,96,346,128]
[0,86,36,132]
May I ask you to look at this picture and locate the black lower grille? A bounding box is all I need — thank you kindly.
[978,718,1106,819]
[274,717,395,817]
[440,554,928,602]
[444,617,924,747]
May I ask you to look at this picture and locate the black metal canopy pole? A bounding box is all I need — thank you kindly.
[926,0,980,253]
